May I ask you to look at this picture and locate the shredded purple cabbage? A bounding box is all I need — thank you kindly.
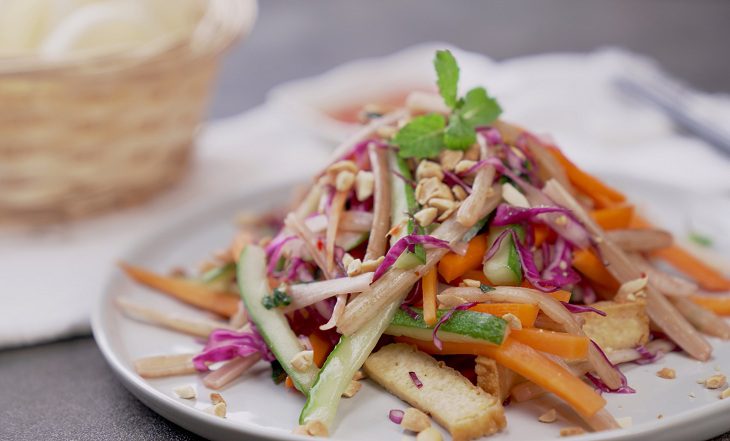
[491,204,572,226]
[409,371,424,389]
[389,409,404,424]
[443,170,472,194]
[432,302,478,350]
[392,170,417,188]
[587,341,636,394]
[476,126,503,146]
[561,301,607,316]
[634,345,664,365]
[400,304,422,320]
[372,235,452,281]
[192,326,274,371]
[483,229,571,292]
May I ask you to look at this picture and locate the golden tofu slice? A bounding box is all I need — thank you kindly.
[364,343,506,441]
[580,300,650,352]
[474,356,519,402]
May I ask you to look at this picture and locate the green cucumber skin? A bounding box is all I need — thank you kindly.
[389,308,507,345]
[237,245,318,394]
[200,262,236,287]
[390,152,426,265]
[299,297,403,427]
[483,225,524,286]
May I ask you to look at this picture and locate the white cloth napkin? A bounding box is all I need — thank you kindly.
[2,44,729,349]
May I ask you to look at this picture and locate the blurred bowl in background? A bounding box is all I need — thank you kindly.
[0,0,257,225]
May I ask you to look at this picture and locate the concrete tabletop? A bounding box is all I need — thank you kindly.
[2,1,729,440]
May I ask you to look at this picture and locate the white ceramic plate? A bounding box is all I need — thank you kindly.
[93,176,730,441]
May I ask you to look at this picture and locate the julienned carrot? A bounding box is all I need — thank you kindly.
[520,280,572,302]
[631,215,730,292]
[120,263,239,318]
[690,295,730,316]
[460,269,490,285]
[438,234,488,282]
[572,249,619,290]
[285,376,295,389]
[399,337,606,418]
[590,206,634,230]
[510,328,589,361]
[308,332,332,367]
[469,303,539,327]
[548,290,572,302]
[652,247,730,292]
[422,269,438,326]
[533,224,550,248]
[549,148,626,205]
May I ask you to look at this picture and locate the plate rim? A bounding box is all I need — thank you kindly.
[92,178,730,441]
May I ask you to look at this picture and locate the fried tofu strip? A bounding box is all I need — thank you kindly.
[474,356,520,402]
[580,301,650,352]
[364,344,506,441]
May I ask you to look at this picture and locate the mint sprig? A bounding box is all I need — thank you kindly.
[434,50,459,109]
[394,50,502,158]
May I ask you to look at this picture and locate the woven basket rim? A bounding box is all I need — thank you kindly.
[0,0,257,77]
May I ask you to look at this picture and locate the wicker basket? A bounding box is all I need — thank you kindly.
[0,0,257,224]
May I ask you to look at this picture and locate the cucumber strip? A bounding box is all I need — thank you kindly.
[386,307,508,346]
[483,225,525,286]
[462,215,490,243]
[299,297,403,428]
[237,245,318,393]
[200,262,236,289]
[390,152,425,266]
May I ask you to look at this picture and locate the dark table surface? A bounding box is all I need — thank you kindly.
[2,1,729,440]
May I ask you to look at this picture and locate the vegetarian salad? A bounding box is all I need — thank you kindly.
[119,50,730,440]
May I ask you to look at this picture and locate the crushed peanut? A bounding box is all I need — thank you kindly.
[416,178,453,205]
[538,408,557,423]
[173,384,196,399]
[560,427,586,437]
[327,160,358,176]
[210,392,226,406]
[414,207,439,227]
[353,370,367,381]
[451,185,467,201]
[454,159,477,175]
[291,350,314,372]
[439,149,463,171]
[501,182,530,208]
[416,427,443,441]
[656,368,676,379]
[704,374,727,389]
[342,380,362,398]
[376,125,397,139]
[429,198,456,214]
[294,420,329,437]
[721,388,730,399]
[657,414,664,419]
[335,170,356,192]
[204,402,226,418]
[460,279,481,288]
[355,171,375,201]
[416,160,444,181]
[401,407,431,432]
[437,202,459,222]
[342,253,355,270]
[347,258,363,277]
[502,313,523,330]
[361,256,384,273]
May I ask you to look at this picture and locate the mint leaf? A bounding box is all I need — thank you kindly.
[457,87,502,127]
[444,114,476,150]
[434,50,459,109]
[394,114,446,159]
